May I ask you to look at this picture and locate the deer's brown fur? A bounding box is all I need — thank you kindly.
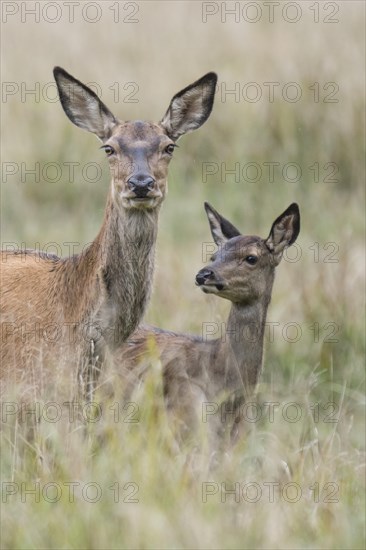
[112,203,300,444]
[0,68,217,396]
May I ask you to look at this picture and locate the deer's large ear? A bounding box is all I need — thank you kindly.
[265,203,300,265]
[53,67,118,141]
[160,72,217,141]
[204,202,241,246]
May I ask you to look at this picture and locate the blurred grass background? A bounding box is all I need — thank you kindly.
[1,1,365,549]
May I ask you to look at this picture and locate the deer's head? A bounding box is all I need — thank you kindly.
[53,67,217,211]
[196,203,300,305]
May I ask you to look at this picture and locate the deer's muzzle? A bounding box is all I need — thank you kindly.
[127,175,156,198]
[195,268,224,291]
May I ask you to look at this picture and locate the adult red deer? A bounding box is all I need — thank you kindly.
[113,203,300,444]
[0,67,217,397]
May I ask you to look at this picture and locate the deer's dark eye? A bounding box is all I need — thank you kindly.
[103,145,115,157]
[165,144,176,155]
[245,255,258,265]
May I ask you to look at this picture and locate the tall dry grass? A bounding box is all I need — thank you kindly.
[1,1,365,548]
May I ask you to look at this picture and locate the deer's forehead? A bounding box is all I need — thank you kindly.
[227,235,263,251]
[111,120,167,146]
[225,235,264,255]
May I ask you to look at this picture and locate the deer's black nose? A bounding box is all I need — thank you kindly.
[128,175,155,197]
[195,268,214,286]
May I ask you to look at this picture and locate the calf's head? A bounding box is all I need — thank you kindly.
[196,202,300,305]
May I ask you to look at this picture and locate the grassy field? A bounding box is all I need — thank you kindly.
[1,1,365,548]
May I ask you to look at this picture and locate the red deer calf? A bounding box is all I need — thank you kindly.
[114,202,300,444]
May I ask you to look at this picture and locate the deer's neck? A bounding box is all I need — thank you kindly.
[60,193,159,347]
[217,295,272,393]
[96,195,159,346]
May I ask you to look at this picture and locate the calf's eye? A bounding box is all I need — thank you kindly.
[245,255,258,265]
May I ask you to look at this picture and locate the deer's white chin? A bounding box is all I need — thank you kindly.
[122,197,160,210]
[200,285,220,294]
